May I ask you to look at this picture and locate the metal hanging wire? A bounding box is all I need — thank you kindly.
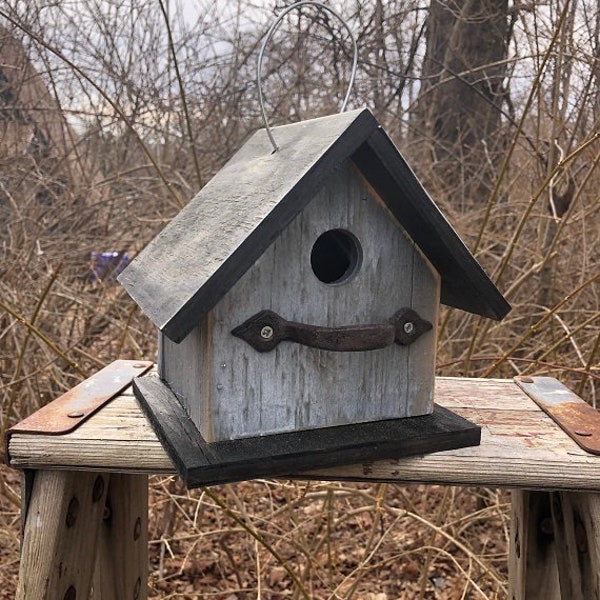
[256,1,358,152]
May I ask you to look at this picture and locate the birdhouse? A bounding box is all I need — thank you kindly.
[119,108,509,487]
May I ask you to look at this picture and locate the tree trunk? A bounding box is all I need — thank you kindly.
[415,0,510,208]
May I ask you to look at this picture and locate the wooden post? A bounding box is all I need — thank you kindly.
[92,474,148,600]
[551,491,600,600]
[509,490,560,600]
[17,470,109,600]
[509,490,600,599]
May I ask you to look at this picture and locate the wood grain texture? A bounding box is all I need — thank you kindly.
[133,374,216,478]
[92,474,148,600]
[202,160,439,440]
[16,470,109,600]
[119,109,378,342]
[159,323,210,433]
[551,491,600,599]
[10,388,173,474]
[508,491,560,600]
[119,109,508,344]
[133,372,479,487]
[508,489,600,600]
[8,376,600,493]
[352,133,510,320]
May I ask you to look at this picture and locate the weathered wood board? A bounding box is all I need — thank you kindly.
[509,491,561,600]
[118,109,509,345]
[133,373,478,487]
[161,161,440,441]
[16,471,109,600]
[8,376,600,493]
[120,109,378,342]
[92,474,148,600]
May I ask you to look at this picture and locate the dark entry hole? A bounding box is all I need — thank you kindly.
[310,229,362,284]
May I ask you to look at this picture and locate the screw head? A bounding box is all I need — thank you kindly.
[575,430,592,437]
[67,411,85,418]
[403,321,415,335]
[260,325,274,340]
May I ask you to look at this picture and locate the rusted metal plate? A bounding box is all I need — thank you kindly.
[8,360,152,436]
[515,376,600,455]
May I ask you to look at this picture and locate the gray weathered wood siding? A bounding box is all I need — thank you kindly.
[162,160,439,441]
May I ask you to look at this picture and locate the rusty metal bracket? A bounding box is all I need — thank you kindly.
[231,308,432,353]
[8,360,152,437]
[515,376,600,455]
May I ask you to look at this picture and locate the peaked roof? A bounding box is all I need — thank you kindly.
[119,108,510,343]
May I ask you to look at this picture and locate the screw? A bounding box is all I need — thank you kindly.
[133,363,146,369]
[92,476,105,503]
[403,322,415,335]
[575,430,592,437]
[519,377,534,383]
[66,497,79,528]
[260,325,274,340]
[67,411,84,418]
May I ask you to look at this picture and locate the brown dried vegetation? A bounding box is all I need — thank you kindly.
[0,1,598,598]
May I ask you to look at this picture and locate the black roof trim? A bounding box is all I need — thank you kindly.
[352,130,510,321]
[119,108,509,343]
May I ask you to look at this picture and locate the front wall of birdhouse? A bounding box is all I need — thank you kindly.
[162,160,440,442]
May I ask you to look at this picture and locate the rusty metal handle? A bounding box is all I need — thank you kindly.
[231,308,432,353]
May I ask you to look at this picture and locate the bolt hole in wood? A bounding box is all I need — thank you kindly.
[133,516,142,541]
[133,577,142,599]
[92,475,104,502]
[310,228,362,284]
[65,497,79,528]
[63,586,76,600]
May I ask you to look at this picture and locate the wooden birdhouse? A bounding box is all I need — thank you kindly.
[119,108,510,487]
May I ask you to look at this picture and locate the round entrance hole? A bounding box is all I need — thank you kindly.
[310,229,362,284]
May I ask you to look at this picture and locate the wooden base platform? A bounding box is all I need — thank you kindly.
[133,373,481,487]
[7,369,600,600]
[9,375,600,492]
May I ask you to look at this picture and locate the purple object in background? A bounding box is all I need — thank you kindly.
[89,251,130,283]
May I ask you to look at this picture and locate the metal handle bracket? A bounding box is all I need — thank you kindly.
[231,308,432,353]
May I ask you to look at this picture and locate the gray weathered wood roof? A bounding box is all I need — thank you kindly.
[119,108,510,342]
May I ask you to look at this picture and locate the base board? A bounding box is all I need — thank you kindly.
[133,373,481,488]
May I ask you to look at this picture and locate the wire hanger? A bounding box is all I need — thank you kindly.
[256,1,358,152]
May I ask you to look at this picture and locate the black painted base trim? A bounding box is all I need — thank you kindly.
[133,373,481,488]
